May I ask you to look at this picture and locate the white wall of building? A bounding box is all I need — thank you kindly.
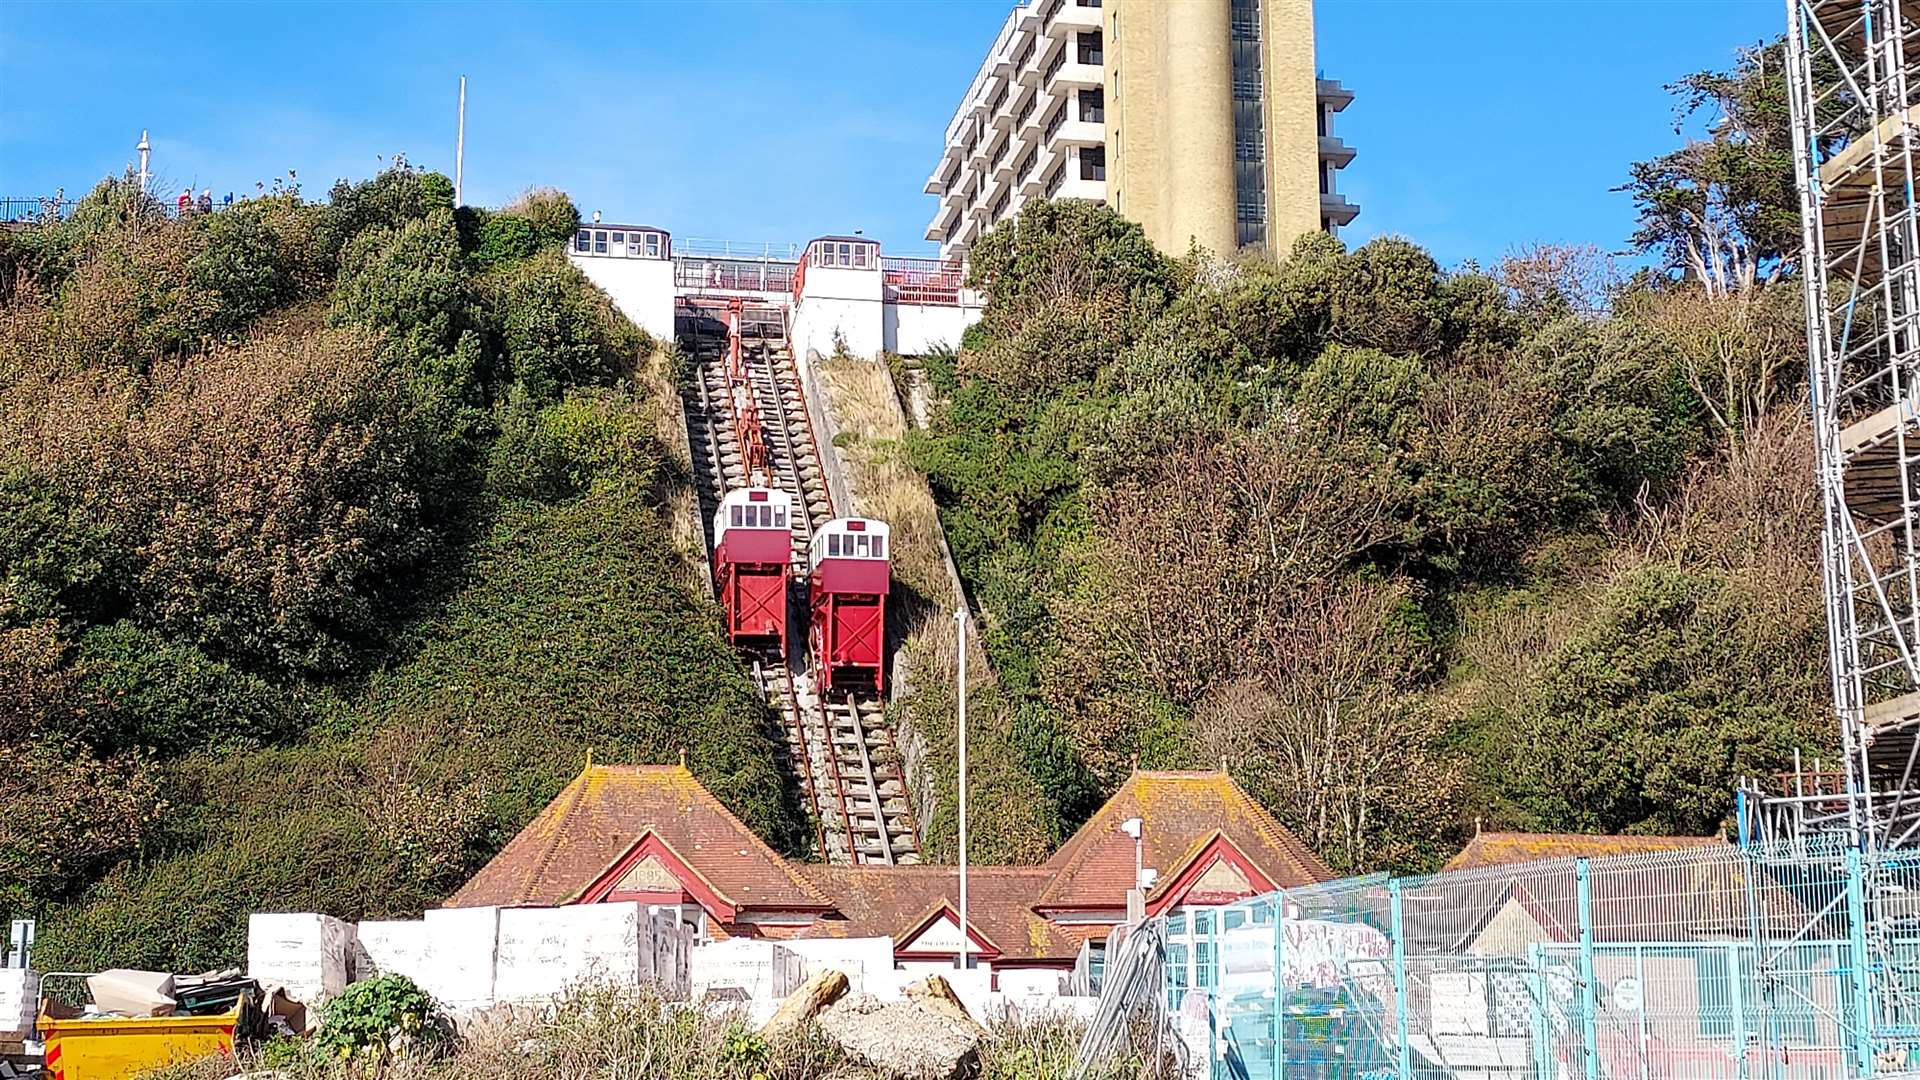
[570,254,677,341]
[885,299,985,355]
[793,264,884,360]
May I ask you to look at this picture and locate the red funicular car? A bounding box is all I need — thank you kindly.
[808,517,891,694]
[715,487,795,652]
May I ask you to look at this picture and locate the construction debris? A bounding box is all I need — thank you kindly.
[815,991,982,1080]
[758,968,847,1039]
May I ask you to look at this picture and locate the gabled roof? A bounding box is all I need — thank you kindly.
[1036,771,1335,910]
[797,865,1073,961]
[446,764,830,911]
[1443,832,1727,872]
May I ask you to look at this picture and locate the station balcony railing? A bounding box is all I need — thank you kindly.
[674,257,796,295]
[881,256,967,306]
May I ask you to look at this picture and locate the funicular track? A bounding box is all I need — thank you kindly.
[678,299,918,865]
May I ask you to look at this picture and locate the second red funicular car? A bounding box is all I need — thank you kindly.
[808,517,891,694]
[715,487,796,652]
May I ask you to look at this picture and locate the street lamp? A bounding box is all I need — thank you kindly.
[956,609,970,970]
[1119,816,1143,923]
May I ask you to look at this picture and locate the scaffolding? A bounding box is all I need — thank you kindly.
[1785,0,1920,848]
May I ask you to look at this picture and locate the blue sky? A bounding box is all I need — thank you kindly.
[0,0,1776,268]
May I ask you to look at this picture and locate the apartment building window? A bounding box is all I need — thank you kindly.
[1014,92,1035,128]
[1077,30,1102,66]
[941,161,961,189]
[1320,162,1329,195]
[1229,0,1266,248]
[989,85,1007,114]
[1015,40,1035,72]
[1079,87,1104,123]
[1016,148,1037,182]
[1079,145,1105,181]
[1044,103,1066,140]
[1044,44,1065,84]
[1076,0,1101,6]
[1045,166,1065,198]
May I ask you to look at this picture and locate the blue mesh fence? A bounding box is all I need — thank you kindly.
[1138,839,1920,1079]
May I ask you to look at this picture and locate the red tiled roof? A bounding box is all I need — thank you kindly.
[1443,832,1727,872]
[1037,771,1336,909]
[797,865,1074,961]
[445,764,830,910]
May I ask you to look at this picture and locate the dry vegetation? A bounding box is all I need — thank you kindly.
[139,985,1132,1080]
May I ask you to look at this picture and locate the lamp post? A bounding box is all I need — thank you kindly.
[955,609,969,970]
[1120,816,1143,923]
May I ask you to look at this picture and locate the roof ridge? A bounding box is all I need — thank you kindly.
[518,767,595,906]
[673,766,835,906]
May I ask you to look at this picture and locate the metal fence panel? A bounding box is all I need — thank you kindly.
[1133,840,1909,1079]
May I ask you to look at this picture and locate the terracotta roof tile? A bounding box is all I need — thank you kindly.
[1037,771,1335,909]
[797,865,1075,961]
[446,764,829,910]
[1442,831,1727,872]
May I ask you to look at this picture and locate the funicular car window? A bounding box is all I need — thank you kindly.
[828,534,841,557]
[873,536,885,559]
[731,507,743,527]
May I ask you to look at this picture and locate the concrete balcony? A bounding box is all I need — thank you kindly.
[1051,59,1103,91]
[1045,3,1101,39]
[1054,174,1106,202]
[1317,78,1355,112]
[991,110,1015,134]
[1321,192,1359,228]
[1054,117,1103,147]
[1318,135,1355,168]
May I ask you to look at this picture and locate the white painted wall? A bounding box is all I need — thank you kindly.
[421,906,500,1010]
[570,254,676,341]
[793,264,884,360]
[884,299,984,355]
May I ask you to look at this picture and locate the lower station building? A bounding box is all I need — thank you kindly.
[448,763,1335,987]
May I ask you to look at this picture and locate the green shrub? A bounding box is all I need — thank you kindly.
[471,213,539,271]
[77,621,288,755]
[317,975,446,1061]
[488,385,663,500]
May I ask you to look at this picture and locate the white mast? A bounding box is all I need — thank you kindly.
[136,130,151,196]
[454,76,467,207]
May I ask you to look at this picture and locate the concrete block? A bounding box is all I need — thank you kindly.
[356,920,433,985]
[994,967,1065,1001]
[777,937,893,993]
[247,913,355,1007]
[0,970,38,1038]
[422,906,500,1011]
[691,940,806,1002]
[495,903,643,1004]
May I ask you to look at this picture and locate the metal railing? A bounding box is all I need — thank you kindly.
[0,197,76,223]
[881,256,965,306]
[1080,837,1920,1079]
[673,257,796,295]
[674,238,803,262]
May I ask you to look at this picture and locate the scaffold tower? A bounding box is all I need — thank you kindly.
[1786,0,1920,852]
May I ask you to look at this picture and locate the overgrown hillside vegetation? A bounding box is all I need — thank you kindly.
[906,42,1828,873]
[0,169,803,970]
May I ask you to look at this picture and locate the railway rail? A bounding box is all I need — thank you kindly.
[679,300,919,865]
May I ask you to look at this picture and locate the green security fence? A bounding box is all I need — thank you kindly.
[1121,839,1920,1079]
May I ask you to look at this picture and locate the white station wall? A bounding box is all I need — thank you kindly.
[570,254,676,341]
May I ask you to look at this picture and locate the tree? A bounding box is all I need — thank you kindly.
[1622,39,1798,296]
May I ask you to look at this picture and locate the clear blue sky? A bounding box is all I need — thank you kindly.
[0,0,1776,268]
